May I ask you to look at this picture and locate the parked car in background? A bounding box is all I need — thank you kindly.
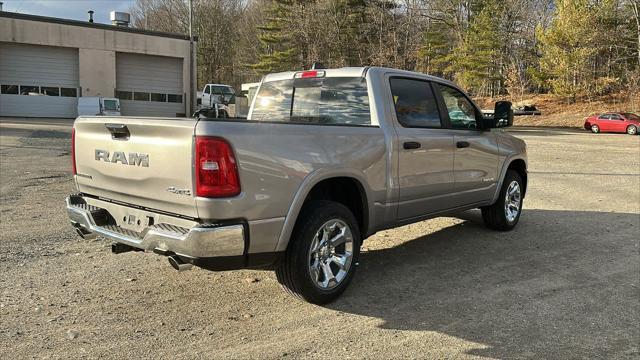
[77,97,120,116]
[200,83,235,107]
[584,112,640,135]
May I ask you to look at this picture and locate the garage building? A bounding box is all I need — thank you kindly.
[0,11,196,118]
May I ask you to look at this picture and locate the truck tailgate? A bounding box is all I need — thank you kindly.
[73,116,198,218]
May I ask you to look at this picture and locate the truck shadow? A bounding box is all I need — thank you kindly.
[332,209,639,359]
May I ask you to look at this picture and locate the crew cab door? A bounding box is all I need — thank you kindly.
[434,83,499,206]
[389,77,456,220]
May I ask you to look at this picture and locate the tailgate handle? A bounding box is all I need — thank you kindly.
[105,123,130,140]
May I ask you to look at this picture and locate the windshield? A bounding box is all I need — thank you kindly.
[103,99,118,111]
[250,77,370,125]
[213,86,234,95]
[624,113,640,120]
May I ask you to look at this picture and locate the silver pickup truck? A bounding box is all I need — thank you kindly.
[66,67,527,304]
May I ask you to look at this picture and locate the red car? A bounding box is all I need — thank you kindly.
[584,112,640,135]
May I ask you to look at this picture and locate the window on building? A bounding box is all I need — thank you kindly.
[151,93,167,102]
[41,87,60,96]
[115,90,133,100]
[134,92,150,101]
[1,85,19,94]
[167,94,183,103]
[60,88,77,97]
[20,86,39,95]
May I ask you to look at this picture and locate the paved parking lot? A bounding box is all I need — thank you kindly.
[0,121,638,359]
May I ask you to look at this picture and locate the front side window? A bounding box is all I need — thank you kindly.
[204,86,210,94]
[598,114,611,120]
[437,84,478,129]
[250,77,371,125]
[389,78,441,128]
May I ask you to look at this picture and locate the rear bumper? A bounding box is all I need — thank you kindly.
[66,194,245,260]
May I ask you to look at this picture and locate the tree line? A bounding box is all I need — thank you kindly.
[130,0,640,102]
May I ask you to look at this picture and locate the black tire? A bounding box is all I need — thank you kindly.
[591,124,600,133]
[626,125,637,135]
[481,170,524,231]
[275,201,360,305]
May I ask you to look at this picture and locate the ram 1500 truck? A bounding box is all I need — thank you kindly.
[66,67,527,304]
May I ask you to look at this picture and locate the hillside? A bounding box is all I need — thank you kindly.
[476,92,640,128]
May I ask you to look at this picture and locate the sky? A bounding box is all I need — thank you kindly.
[2,0,136,24]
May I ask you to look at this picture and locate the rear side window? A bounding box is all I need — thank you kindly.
[250,77,371,125]
[389,78,441,128]
[609,114,622,120]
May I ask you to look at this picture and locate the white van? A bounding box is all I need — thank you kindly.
[77,97,121,116]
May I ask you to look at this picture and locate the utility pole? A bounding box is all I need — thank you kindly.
[188,0,196,117]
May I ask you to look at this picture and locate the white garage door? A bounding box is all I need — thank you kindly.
[116,53,185,117]
[0,43,79,118]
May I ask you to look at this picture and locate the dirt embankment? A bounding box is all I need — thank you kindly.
[476,92,640,128]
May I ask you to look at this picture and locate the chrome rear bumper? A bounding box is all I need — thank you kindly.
[65,195,245,259]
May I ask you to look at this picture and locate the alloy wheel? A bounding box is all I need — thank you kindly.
[504,180,521,223]
[307,219,354,290]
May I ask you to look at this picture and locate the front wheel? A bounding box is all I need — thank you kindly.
[481,170,524,231]
[591,124,600,133]
[626,125,637,135]
[276,201,360,304]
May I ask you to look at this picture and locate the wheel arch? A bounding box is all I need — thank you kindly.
[492,157,528,204]
[275,170,372,252]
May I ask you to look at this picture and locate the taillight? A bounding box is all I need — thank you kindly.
[195,136,240,198]
[71,127,77,175]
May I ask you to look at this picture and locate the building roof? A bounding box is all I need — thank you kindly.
[0,11,197,41]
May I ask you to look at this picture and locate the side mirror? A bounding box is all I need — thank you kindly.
[492,101,513,128]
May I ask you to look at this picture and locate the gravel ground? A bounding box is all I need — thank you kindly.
[1,121,638,359]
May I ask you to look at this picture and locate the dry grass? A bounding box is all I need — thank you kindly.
[475,92,640,128]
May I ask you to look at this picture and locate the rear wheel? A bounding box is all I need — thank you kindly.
[481,170,523,231]
[626,125,637,135]
[275,201,360,304]
[591,124,600,133]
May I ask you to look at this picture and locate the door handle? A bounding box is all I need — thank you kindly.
[456,141,470,149]
[403,141,421,150]
[105,123,130,140]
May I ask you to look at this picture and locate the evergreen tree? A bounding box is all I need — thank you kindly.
[535,0,598,101]
[252,0,300,74]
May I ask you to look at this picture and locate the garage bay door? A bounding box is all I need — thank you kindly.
[0,43,79,118]
[116,53,184,117]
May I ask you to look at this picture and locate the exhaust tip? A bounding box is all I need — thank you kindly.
[168,255,193,272]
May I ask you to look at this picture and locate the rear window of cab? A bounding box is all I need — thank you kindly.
[250,77,371,126]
